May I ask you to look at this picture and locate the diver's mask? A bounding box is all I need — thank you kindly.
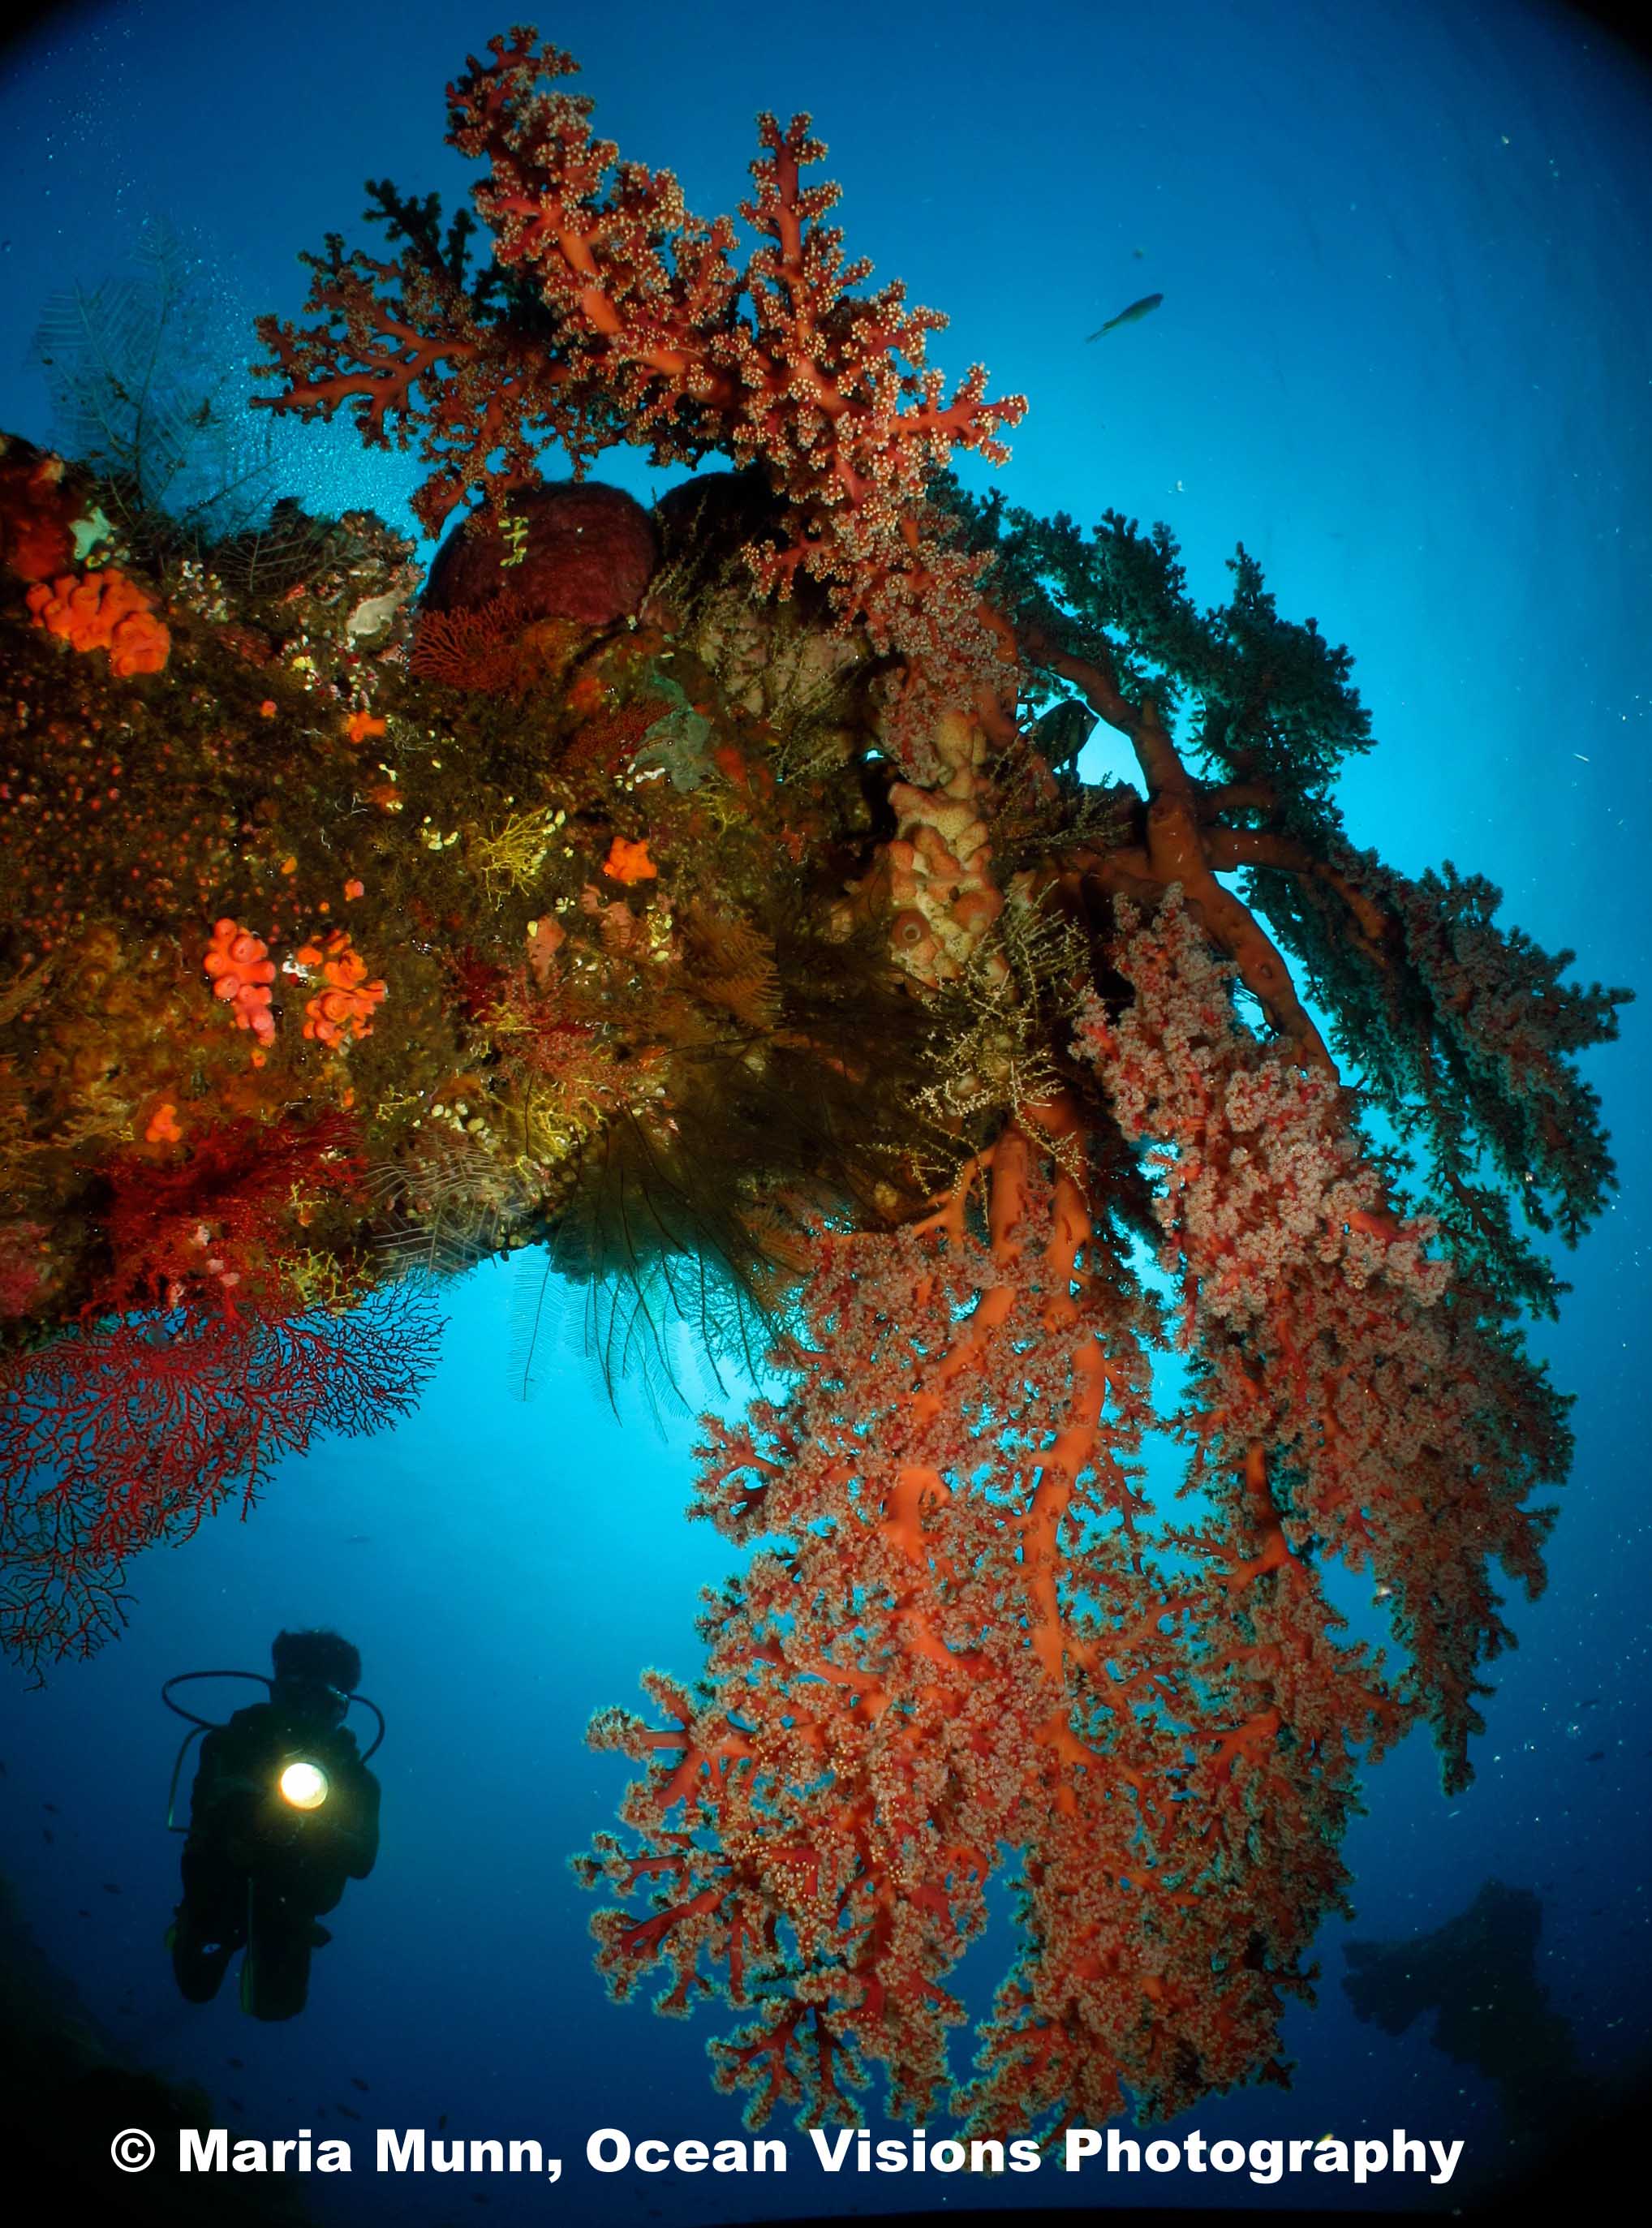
[273,1675,351,1729]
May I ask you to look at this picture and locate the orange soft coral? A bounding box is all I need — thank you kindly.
[295,928,387,1047]
[26,567,170,676]
[203,918,277,1046]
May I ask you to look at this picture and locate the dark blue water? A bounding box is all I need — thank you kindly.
[2,2,1649,2220]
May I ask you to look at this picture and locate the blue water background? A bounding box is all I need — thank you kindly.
[1,1,1649,2218]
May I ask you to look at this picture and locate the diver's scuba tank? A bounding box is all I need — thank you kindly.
[240,1873,323,2021]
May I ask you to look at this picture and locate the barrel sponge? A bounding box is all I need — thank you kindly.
[422,481,659,630]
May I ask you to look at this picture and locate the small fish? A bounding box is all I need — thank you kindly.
[42,1829,53,1844]
[351,2076,370,2093]
[1585,1749,1606,1762]
[437,2113,449,2131]
[228,2057,245,2071]
[43,1801,58,1813]
[76,1908,90,1918]
[1086,291,1164,341]
[101,1882,122,1895]
[338,2105,363,2123]
[228,2097,245,2114]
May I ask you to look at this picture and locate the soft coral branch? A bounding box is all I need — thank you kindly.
[580,1102,1404,2132]
[258,28,1026,765]
[1075,893,1568,1791]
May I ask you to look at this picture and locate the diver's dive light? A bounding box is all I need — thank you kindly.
[278,1761,330,1811]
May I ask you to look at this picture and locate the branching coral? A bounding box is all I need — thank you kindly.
[1073,897,1567,1791]
[583,1097,1408,2135]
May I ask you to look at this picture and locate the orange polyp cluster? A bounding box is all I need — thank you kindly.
[296,928,386,1047]
[25,567,170,677]
[203,918,277,1045]
[602,834,657,885]
[144,1101,184,1145]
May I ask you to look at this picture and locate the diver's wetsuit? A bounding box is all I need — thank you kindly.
[171,1701,381,2006]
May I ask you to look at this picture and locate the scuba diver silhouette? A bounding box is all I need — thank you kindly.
[164,1629,382,2020]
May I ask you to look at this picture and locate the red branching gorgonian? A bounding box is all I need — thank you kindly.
[0,1288,439,1677]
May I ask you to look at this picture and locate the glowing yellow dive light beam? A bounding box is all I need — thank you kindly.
[277,1761,330,1811]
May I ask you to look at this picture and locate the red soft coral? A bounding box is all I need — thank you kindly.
[1073,894,1567,1791]
[255,32,1024,774]
[582,1102,1402,2136]
[0,446,78,583]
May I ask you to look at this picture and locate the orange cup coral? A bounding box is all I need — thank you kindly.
[295,928,386,1047]
[203,918,277,1045]
[26,566,170,676]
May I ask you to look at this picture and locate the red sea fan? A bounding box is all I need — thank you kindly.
[0,1287,441,1677]
[410,586,538,690]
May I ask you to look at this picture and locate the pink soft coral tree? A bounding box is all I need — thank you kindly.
[255,27,1025,773]
[579,1089,1420,2135]
[1074,897,1565,1791]
[579,902,1579,2136]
